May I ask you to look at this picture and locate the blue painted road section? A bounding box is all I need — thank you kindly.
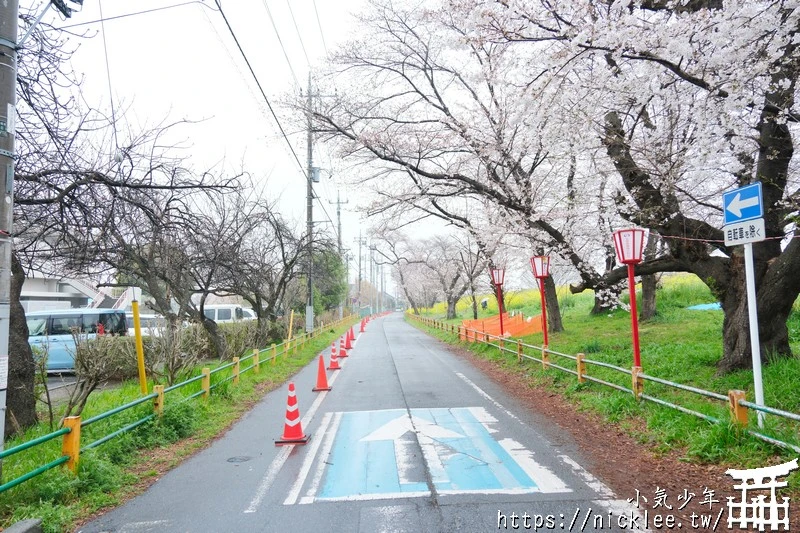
[319,407,539,500]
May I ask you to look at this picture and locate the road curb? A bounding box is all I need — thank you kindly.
[5,519,43,533]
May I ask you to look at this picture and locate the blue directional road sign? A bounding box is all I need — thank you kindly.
[723,183,763,225]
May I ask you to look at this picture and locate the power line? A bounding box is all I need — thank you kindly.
[285,0,310,67]
[212,0,307,178]
[312,0,328,56]
[58,1,215,29]
[260,0,299,87]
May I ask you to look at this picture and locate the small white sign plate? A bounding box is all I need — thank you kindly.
[0,355,7,390]
[724,218,766,247]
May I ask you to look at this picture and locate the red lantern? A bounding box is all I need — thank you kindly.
[529,256,551,347]
[489,266,506,336]
[612,228,647,369]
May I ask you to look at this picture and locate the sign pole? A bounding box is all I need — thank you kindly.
[743,242,765,428]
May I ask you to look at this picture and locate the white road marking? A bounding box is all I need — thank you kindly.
[314,490,430,502]
[455,372,523,424]
[244,350,343,513]
[496,437,570,493]
[557,454,615,498]
[283,412,333,505]
[299,411,343,504]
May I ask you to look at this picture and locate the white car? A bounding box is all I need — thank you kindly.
[126,314,165,337]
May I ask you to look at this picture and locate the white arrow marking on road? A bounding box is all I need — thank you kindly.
[360,413,463,485]
[726,192,759,218]
[360,414,464,441]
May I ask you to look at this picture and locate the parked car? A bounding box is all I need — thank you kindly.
[201,304,256,323]
[125,313,166,337]
[26,309,127,372]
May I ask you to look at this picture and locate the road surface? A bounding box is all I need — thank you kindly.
[79,313,639,532]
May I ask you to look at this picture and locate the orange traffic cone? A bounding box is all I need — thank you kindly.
[328,344,341,370]
[275,382,310,445]
[338,337,348,358]
[360,319,365,333]
[312,355,331,391]
[345,328,353,349]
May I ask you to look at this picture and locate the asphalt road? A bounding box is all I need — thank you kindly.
[78,314,640,533]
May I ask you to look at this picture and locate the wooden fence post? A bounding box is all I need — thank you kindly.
[576,353,586,384]
[202,367,211,400]
[728,390,748,426]
[631,366,644,399]
[233,357,240,385]
[271,343,277,365]
[517,340,522,363]
[153,385,165,417]
[253,349,260,373]
[62,416,82,473]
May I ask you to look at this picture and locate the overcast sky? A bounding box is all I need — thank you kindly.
[24,0,382,283]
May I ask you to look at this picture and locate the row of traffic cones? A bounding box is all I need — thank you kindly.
[276,325,359,446]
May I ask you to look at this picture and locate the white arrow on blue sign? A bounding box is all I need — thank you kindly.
[723,182,763,225]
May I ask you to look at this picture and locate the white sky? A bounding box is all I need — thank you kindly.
[25,0,378,283]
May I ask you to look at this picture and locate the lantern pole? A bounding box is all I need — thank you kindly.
[627,263,641,368]
[538,277,548,348]
[496,283,505,336]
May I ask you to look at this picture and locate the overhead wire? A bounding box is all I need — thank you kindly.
[285,0,311,67]
[98,0,119,156]
[58,1,216,29]
[212,0,307,178]
[312,0,329,56]
[260,0,300,87]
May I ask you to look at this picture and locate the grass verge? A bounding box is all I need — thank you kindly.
[411,274,800,490]
[0,322,355,533]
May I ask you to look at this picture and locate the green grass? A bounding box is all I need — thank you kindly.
[0,321,356,532]
[413,273,800,487]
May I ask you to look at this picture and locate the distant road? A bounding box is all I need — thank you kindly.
[79,313,636,532]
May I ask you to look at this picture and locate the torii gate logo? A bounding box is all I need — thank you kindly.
[726,458,798,530]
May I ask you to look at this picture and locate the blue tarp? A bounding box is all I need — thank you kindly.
[687,303,721,311]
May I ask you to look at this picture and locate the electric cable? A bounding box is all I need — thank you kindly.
[260,0,300,87]
[98,0,119,157]
[212,0,307,178]
[286,0,310,67]
[312,0,328,56]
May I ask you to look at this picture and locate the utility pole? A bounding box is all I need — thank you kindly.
[0,0,18,466]
[305,73,314,332]
[357,231,363,312]
[330,190,348,320]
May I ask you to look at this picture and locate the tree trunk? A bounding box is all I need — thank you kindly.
[446,299,457,320]
[640,274,658,321]
[201,318,227,361]
[6,253,37,439]
[717,264,794,374]
[591,285,621,314]
[639,235,659,321]
[543,276,564,333]
[470,286,478,319]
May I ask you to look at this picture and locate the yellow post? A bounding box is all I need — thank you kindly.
[62,416,81,473]
[728,390,748,426]
[253,348,260,373]
[271,343,277,365]
[517,340,522,363]
[202,367,211,400]
[576,353,586,383]
[541,347,549,369]
[132,299,148,395]
[233,357,240,385]
[153,385,165,417]
[287,309,295,342]
[631,366,644,399]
